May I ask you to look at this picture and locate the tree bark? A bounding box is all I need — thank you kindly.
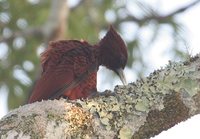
[1,54,200,139]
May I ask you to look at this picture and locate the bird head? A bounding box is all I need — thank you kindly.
[99,25,128,85]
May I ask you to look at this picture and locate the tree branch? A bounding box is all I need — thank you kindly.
[118,0,200,24]
[1,54,200,138]
[167,0,200,17]
[0,0,69,44]
[70,0,84,12]
[0,27,43,43]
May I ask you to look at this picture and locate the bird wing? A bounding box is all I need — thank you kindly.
[28,40,96,103]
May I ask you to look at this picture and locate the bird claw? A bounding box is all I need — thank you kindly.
[100,90,116,97]
[88,90,115,99]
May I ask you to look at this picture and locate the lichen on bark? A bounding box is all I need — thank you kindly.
[1,55,200,139]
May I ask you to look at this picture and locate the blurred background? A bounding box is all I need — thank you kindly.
[0,0,200,125]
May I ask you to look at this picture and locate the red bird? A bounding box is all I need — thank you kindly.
[28,26,128,103]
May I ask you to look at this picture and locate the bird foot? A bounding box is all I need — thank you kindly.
[88,90,115,99]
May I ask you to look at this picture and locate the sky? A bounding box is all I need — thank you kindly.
[1,0,200,138]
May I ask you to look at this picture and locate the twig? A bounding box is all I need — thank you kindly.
[0,27,42,43]
[167,0,200,17]
[70,0,84,12]
[118,0,200,24]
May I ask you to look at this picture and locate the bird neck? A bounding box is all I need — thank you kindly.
[95,44,112,69]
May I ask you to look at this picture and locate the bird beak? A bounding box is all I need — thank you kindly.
[116,68,127,85]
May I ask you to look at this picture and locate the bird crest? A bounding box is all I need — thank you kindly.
[99,25,128,70]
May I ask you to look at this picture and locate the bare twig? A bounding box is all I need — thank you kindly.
[0,27,43,43]
[118,0,200,24]
[167,0,200,17]
[70,0,84,11]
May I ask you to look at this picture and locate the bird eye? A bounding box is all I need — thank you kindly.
[120,55,127,68]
